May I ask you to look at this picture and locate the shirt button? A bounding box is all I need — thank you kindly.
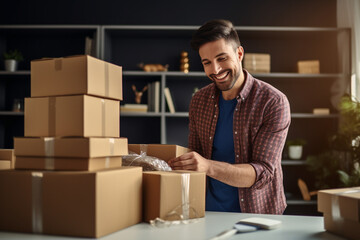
[236,155,239,158]
[209,137,212,140]
[241,198,244,202]
[215,104,217,107]
[241,97,245,101]
[235,108,238,111]
[211,95,214,99]
[214,115,216,118]
[235,131,238,134]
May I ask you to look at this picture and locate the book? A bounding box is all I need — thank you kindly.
[120,104,148,112]
[164,87,175,113]
[154,81,160,113]
[147,81,160,113]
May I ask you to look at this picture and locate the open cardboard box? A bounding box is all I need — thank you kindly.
[143,170,205,222]
[128,144,190,162]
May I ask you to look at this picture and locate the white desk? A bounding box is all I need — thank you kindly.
[0,212,346,240]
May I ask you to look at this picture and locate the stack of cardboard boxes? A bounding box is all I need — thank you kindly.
[0,56,143,238]
[0,55,206,238]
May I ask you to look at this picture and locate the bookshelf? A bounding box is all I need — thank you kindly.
[0,25,100,148]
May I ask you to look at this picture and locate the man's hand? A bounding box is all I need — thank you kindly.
[168,151,209,172]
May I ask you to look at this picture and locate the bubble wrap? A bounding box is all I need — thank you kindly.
[122,151,172,171]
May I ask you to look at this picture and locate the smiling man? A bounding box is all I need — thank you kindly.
[168,19,291,214]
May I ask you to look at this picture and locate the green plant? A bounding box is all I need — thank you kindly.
[286,138,307,147]
[3,49,24,61]
[306,94,360,189]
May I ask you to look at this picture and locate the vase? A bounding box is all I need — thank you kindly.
[4,59,18,72]
[289,145,303,160]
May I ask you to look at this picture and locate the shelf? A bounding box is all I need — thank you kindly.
[286,199,317,205]
[123,71,346,79]
[291,113,338,118]
[0,111,24,116]
[282,160,307,165]
[0,71,30,75]
[120,112,162,117]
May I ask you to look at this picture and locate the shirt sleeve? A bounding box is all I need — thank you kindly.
[188,95,203,155]
[249,93,291,190]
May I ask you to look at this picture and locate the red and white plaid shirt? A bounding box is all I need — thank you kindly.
[188,70,291,214]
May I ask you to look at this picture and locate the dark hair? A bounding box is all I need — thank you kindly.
[190,19,241,51]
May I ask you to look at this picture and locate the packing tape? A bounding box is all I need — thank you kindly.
[140,144,148,155]
[48,97,56,136]
[32,172,43,234]
[44,137,55,157]
[331,189,360,226]
[105,63,109,97]
[44,157,55,170]
[105,157,110,168]
[109,138,115,156]
[181,173,190,220]
[102,99,105,136]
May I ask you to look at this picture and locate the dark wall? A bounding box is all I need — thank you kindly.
[2,0,336,27]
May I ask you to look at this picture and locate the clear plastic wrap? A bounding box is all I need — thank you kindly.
[122,151,172,171]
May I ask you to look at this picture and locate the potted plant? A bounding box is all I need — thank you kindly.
[307,94,360,189]
[3,49,23,72]
[286,138,307,160]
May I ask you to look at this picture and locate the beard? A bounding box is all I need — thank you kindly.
[210,68,241,92]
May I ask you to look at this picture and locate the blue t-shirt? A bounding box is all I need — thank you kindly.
[206,93,241,212]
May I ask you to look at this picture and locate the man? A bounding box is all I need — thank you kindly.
[168,19,291,214]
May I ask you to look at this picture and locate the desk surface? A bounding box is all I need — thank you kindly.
[0,212,346,240]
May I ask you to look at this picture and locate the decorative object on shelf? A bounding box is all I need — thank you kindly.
[243,53,270,73]
[286,139,307,160]
[297,178,317,201]
[312,108,330,115]
[307,94,360,189]
[3,49,23,72]
[12,99,24,112]
[297,60,320,74]
[120,104,148,113]
[192,87,199,96]
[138,63,169,72]
[180,51,189,73]
[132,84,148,104]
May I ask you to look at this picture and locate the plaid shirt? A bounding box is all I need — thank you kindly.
[188,70,291,214]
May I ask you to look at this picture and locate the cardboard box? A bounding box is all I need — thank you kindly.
[128,144,190,162]
[0,161,11,170]
[31,55,123,100]
[14,137,128,158]
[324,213,360,240]
[15,156,122,171]
[143,170,205,222]
[0,149,14,168]
[0,167,142,238]
[244,53,271,73]
[25,95,120,137]
[318,187,360,222]
[297,60,320,74]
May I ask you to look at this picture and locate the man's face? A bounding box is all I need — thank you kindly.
[199,38,243,91]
